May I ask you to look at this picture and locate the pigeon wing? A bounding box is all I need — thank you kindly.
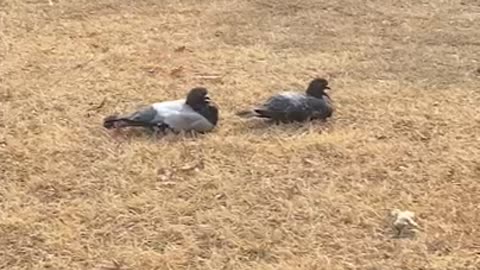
[256,95,294,121]
[264,94,313,122]
[161,105,215,132]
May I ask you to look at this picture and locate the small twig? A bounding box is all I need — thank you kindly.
[94,97,107,110]
[196,73,221,77]
[195,73,223,80]
[87,97,107,113]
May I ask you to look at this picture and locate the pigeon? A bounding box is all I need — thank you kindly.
[103,87,218,133]
[236,78,333,123]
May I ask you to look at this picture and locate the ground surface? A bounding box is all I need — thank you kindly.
[1,0,480,269]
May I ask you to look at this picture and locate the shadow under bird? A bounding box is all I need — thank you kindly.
[103,87,219,133]
[236,78,334,123]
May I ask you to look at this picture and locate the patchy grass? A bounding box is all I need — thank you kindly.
[1,0,479,269]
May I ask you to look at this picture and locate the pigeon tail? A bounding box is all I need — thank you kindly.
[253,108,280,119]
[236,108,276,119]
[103,115,156,129]
[103,115,120,129]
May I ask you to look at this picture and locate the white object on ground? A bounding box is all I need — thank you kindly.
[391,209,420,235]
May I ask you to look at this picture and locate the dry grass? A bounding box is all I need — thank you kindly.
[1,0,480,269]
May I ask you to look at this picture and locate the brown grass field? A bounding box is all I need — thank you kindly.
[1,0,480,269]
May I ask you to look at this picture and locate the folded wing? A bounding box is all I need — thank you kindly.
[152,102,215,132]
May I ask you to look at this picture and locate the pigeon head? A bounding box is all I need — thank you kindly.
[186,87,219,126]
[186,87,210,107]
[306,78,330,98]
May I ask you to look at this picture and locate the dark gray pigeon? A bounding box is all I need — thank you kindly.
[103,87,218,133]
[237,78,333,123]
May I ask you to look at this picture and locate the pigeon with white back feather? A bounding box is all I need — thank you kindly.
[103,87,218,133]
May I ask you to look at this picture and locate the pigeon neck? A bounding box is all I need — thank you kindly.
[192,104,218,125]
